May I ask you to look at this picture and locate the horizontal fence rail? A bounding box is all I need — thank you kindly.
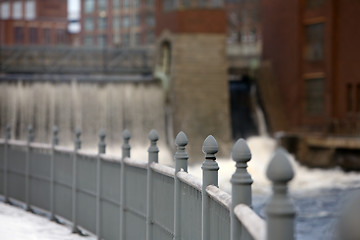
[0,124,299,240]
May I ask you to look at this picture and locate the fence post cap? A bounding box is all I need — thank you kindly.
[202,135,218,157]
[231,138,251,163]
[28,124,34,142]
[122,129,131,140]
[266,148,294,183]
[52,125,58,134]
[75,128,81,137]
[5,124,11,140]
[148,129,159,141]
[175,131,188,147]
[99,129,106,139]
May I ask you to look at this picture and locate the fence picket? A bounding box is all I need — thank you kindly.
[146,129,159,240]
[231,139,253,240]
[50,126,59,221]
[25,125,34,212]
[120,129,131,240]
[72,128,81,233]
[96,130,106,239]
[174,131,188,240]
[201,135,219,240]
[266,148,296,240]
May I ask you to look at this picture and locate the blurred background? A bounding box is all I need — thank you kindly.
[1,1,360,239]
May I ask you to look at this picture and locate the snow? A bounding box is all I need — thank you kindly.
[0,202,95,240]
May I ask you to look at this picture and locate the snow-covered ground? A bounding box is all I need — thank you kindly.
[0,202,95,240]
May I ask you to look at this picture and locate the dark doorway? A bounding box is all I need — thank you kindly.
[229,75,258,139]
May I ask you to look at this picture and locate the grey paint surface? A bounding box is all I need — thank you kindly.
[0,133,298,240]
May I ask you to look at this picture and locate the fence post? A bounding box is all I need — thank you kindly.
[230,139,253,240]
[338,191,360,240]
[266,148,295,240]
[3,124,10,203]
[72,128,81,233]
[173,131,188,240]
[120,129,131,240]
[25,125,34,212]
[96,130,106,240]
[202,135,219,240]
[146,129,159,240]
[50,126,59,221]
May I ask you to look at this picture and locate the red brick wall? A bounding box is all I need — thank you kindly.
[335,0,360,126]
[261,0,302,130]
[37,0,67,19]
[155,0,226,35]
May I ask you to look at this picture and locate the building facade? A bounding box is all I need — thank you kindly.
[262,0,360,135]
[0,0,68,45]
[80,0,155,47]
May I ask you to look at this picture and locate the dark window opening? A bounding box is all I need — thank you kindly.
[305,23,325,62]
[306,78,324,115]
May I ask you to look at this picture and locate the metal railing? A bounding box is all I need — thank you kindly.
[0,124,297,240]
[0,46,153,75]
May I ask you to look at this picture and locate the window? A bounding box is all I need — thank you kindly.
[113,34,120,44]
[147,31,154,44]
[98,17,107,30]
[25,0,36,20]
[14,27,24,44]
[56,29,67,45]
[135,33,141,45]
[98,0,107,11]
[97,35,107,47]
[84,35,94,46]
[134,0,140,7]
[13,1,22,19]
[124,0,130,8]
[307,0,325,9]
[134,14,140,26]
[113,0,120,9]
[1,2,10,19]
[85,17,94,31]
[147,0,154,7]
[113,17,120,30]
[305,23,325,62]
[43,28,51,45]
[147,14,154,26]
[85,0,94,13]
[123,15,130,28]
[305,78,324,115]
[122,34,130,46]
[29,28,38,44]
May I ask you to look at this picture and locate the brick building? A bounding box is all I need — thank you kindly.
[0,0,69,45]
[80,0,155,47]
[261,0,360,135]
[154,0,232,157]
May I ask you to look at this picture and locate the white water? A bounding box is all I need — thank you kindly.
[188,136,360,194]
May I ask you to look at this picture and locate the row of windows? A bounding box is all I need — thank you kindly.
[14,27,68,45]
[85,0,154,13]
[0,0,36,20]
[305,79,360,117]
[84,15,154,31]
[163,0,223,11]
[84,31,154,47]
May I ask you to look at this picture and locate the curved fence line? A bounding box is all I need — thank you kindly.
[0,125,297,240]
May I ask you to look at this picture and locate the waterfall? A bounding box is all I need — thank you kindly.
[0,79,172,163]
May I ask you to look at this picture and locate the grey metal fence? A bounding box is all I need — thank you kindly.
[0,124,297,240]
